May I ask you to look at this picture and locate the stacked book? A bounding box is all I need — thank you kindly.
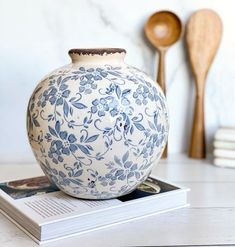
[0,175,189,244]
[214,127,235,168]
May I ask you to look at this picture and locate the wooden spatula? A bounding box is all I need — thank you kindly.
[186,9,222,159]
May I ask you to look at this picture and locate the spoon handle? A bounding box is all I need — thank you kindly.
[157,50,167,158]
[157,50,166,94]
[189,79,206,158]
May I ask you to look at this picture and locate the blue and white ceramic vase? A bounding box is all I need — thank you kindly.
[27,48,169,199]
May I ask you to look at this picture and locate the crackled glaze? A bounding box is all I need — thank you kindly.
[27,48,169,199]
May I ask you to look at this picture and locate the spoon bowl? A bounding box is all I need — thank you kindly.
[145,11,182,49]
[145,11,182,158]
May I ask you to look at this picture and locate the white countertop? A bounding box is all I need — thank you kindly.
[1,154,235,246]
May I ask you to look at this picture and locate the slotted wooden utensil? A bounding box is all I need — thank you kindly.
[145,11,182,158]
[186,9,222,159]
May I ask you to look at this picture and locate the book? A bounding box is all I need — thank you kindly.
[213,127,235,168]
[214,140,235,150]
[0,175,189,244]
[214,158,235,168]
[214,149,235,159]
[215,127,235,142]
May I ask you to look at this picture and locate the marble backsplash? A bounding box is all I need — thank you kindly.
[0,0,234,162]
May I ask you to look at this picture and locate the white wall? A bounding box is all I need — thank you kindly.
[0,0,235,162]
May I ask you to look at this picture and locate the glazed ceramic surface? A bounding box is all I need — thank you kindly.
[27,48,169,199]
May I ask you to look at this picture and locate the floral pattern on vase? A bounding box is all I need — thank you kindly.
[27,48,169,199]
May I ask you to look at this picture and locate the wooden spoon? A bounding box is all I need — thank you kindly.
[145,11,182,158]
[186,9,222,159]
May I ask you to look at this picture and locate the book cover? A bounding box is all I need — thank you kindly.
[0,176,189,244]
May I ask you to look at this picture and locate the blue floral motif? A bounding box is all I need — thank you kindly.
[48,147,64,164]
[27,63,168,199]
[108,98,119,117]
[78,67,109,80]
[98,174,116,186]
[49,87,70,106]
[77,68,110,95]
[113,151,141,180]
[45,133,52,142]
[133,84,154,105]
[40,159,85,189]
[91,98,109,117]
[108,96,133,117]
[37,78,71,107]
[79,79,97,94]
[46,121,79,163]
[52,132,78,155]
[37,90,49,108]
[114,162,140,180]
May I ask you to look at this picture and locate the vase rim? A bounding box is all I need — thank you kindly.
[68,48,126,56]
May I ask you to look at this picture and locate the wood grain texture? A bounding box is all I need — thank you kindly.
[186,9,222,159]
[145,11,182,159]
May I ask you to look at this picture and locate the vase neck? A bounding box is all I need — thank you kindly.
[69,48,126,65]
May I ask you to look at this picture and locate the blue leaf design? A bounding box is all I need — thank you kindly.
[87,68,94,72]
[57,76,62,85]
[79,67,85,72]
[33,118,40,127]
[72,102,87,109]
[80,135,84,142]
[122,151,129,163]
[55,121,60,133]
[108,71,121,77]
[69,178,82,185]
[96,156,104,160]
[127,172,134,179]
[86,145,94,151]
[114,155,122,165]
[70,106,73,116]
[63,101,69,117]
[60,83,68,91]
[125,116,130,126]
[115,85,121,98]
[148,121,156,130]
[154,113,158,127]
[69,97,76,102]
[115,170,123,176]
[135,172,140,179]
[77,144,90,154]
[86,134,99,143]
[157,124,162,131]
[134,122,145,131]
[59,170,66,177]
[56,111,61,116]
[83,116,88,124]
[130,125,134,134]
[122,89,131,96]
[74,170,83,177]
[124,161,132,168]
[49,126,58,137]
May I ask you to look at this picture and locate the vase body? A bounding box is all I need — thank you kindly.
[27,48,169,199]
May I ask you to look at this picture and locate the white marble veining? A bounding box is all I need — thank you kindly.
[0,0,235,162]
